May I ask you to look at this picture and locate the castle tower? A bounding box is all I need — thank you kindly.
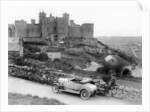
[70,20,75,26]
[39,11,46,24]
[81,23,94,38]
[15,20,27,38]
[56,12,69,37]
[31,19,35,24]
[50,13,53,18]
[39,11,46,37]
[63,12,69,26]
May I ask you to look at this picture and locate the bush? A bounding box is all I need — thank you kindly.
[121,68,132,77]
[46,59,74,72]
[14,57,25,66]
[25,46,41,53]
[53,58,61,62]
[24,54,39,60]
[96,61,124,77]
[38,53,48,61]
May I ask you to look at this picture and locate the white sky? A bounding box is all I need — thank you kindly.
[7,1,142,37]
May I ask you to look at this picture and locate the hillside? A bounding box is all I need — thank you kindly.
[96,36,142,60]
[96,36,142,46]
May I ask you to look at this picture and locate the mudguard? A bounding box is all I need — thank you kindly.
[52,83,60,86]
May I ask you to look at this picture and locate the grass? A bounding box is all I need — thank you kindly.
[117,79,142,90]
[8,93,66,105]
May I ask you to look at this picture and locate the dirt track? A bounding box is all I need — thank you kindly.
[8,76,135,105]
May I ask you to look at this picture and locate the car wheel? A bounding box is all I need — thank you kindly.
[52,84,59,93]
[80,90,91,100]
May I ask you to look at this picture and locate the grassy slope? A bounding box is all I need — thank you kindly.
[8,93,66,105]
[117,79,142,90]
[97,36,142,46]
[97,36,142,59]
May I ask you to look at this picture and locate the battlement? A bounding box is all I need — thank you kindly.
[31,19,35,24]
[8,12,94,39]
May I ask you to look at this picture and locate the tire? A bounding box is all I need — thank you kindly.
[80,90,91,100]
[52,84,59,93]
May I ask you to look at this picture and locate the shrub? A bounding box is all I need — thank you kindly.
[46,59,74,72]
[24,54,39,60]
[53,58,61,62]
[14,57,25,66]
[25,46,41,53]
[38,53,48,61]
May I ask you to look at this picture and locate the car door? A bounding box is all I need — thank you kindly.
[73,82,81,91]
[63,79,75,90]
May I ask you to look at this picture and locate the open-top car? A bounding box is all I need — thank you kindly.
[52,77,97,100]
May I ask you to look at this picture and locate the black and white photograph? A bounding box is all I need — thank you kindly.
[0,0,150,111]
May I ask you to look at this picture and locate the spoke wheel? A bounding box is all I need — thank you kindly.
[80,90,91,100]
[52,84,59,93]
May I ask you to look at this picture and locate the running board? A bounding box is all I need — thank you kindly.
[60,88,80,94]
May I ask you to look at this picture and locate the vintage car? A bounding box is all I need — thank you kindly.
[52,77,97,100]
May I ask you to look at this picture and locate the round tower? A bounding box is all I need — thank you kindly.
[81,23,94,38]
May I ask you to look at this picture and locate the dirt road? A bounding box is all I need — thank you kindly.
[8,76,133,105]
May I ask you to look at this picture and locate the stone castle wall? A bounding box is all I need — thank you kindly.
[15,20,27,38]
[27,24,41,38]
[68,26,81,37]
[81,23,93,38]
[56,17,68,37]
[8,12,94,39]
[8,24,15,37]
[42,17,55,38]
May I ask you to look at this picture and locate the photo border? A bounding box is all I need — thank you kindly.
[0,0,150,112]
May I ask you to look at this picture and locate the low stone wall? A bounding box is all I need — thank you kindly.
[115,86,142,103]
[8,64,68,85]
[8,64,142,103]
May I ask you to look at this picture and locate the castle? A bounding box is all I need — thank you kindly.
[8,12,94,39]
